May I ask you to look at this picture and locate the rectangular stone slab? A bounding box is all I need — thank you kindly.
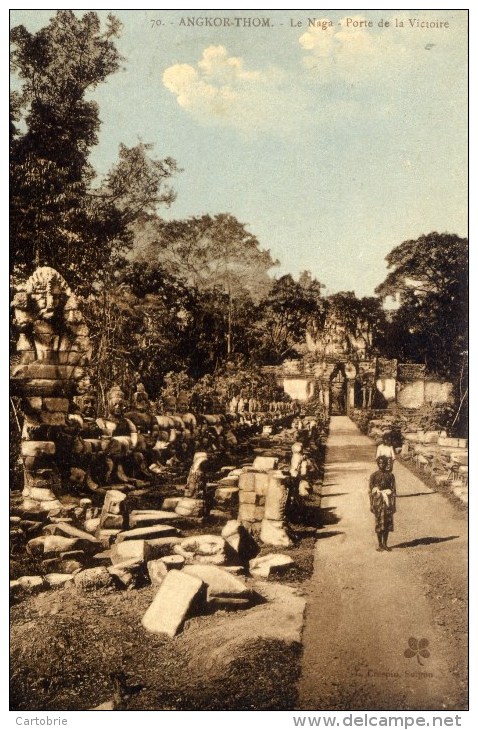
[128,510,179,528]
[252,456,278,471]
[141,569,206,637]
[116,525,180,543]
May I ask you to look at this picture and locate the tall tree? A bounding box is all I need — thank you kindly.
[135,212,278,355]
[375,232,468,379]
[10,11,179,292]
[253,273,325,364]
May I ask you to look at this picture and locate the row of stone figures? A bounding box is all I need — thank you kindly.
[10,266,298,510]
[228,396,295,415]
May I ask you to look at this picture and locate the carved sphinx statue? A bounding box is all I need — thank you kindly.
[10,267,92,508]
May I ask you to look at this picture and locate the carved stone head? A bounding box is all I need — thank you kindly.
[26,267,70,322]
[107,386,125,417]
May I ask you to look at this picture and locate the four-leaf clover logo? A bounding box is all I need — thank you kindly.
[404,637,430,665]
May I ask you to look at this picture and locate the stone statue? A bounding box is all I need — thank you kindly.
[96,386,139,485]
[10,267,92,509]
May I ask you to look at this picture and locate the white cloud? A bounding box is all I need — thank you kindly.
[299,16,408,82]
[162,45,308,135]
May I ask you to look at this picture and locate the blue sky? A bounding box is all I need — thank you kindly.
[10,8,468,296]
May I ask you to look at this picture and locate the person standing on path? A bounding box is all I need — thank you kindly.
[369,455,396,551]
[375,431,395,471]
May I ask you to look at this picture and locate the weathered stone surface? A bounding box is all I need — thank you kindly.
[129,510,179,528]
[239,490,258,504]
[42,398,70,412]
[144,537,183,562]
[252,456,278,472]
[101,489,127,516]
[111,539,146,564]
[20,441,56,457]
[238,503,258,522]
[249,553,294,578]
[96,529,121,548]
[141,570,206,637]
[17,575,46,593]
[27,535,95,557]
[214,487,239,509]
[162,497,182,510]
[84,517,101,534]
[116,525,180,543]
[45,573,75,588]
[175,498,204,517]
[108,559,144,588]
[74,567,115,592]
[221,520,260,562]
[59,560,83,574]
[99,514,124,530]
[253,472,270,496]
[147,555,185,588]
[264,471,288,521]
[19,520,43,535]
[174,535,234,566]
[260,519,292,548]
[221,565,246,575]
[59,549,85,561]
[43,522,99,543]
[238,472,256,492]
[183,564,252,604]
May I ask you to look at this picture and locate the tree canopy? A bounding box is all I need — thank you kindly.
[375,232,468,378]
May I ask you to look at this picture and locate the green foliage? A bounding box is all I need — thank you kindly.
[254,273,325,363]
[376,232,468,380]
[135,213,278,303]
[10,12,179,293]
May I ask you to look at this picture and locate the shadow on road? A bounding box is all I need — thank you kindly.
[322,492,349,498]
[397,492,436,498]
[316,529,344,540]
[391,535,460,549]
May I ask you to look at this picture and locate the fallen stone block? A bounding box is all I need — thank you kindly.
[96,529,121,548]
[183,564,252,607]
[116,525,180,543]
[144,537,183,562]
[129,510,179,528]
[27,535,96,558]
[111,539,146,564]
[249,553,294,579]
[17,575,46,594]
[84,517,101,534]
[59,560,83,574]
[162,497,182,510]
[147,555,185,588]
[252,456,278,472]
[174,534,235,566]
[99,514,124,530]
[175,498,204,517]
[19,520,43,535]
[74,567,115,592]
[43,522,99,543]
[142,570,206,637]
[44,573,75,588]
[108,559,145,589]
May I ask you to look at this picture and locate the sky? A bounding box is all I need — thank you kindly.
[9,8,468,297]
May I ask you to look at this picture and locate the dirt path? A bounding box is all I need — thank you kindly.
[299,416,468,711]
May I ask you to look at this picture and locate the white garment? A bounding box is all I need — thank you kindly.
[376,443,395,461]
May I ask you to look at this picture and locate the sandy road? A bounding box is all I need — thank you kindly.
[299,416,468,711]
